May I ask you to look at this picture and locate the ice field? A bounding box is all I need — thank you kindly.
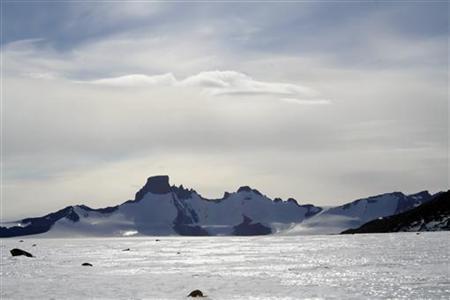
[1,232,449,299]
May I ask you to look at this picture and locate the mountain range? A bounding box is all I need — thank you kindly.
[1,175,446,237]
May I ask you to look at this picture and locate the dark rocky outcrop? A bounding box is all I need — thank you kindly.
[172,194,209,236]
[304,204,323,217]
[188,290,205,297]
[78,204,118,214]
[135,175,171,201]
[81,263,93,266]
[233,215,272,236]
[172,223,209,236]
[237,186,262,196]
[287,198,299,205]
[10,248,33,257]
[172,185,195,200]
[342,191,449,234]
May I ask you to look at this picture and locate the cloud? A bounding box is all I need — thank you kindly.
[87,73,177,87]
[180,71,319,97]
[82,70,325,103]
[2,2,448,220]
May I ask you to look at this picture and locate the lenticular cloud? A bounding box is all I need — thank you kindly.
[86,70,325,102]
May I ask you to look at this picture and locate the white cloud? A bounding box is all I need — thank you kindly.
[87,73,177,87]
[82,70,324,102]
[180,71,319,97]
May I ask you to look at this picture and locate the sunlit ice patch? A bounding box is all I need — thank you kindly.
[121,230,138,237]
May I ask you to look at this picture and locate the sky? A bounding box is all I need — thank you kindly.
[1,1,448,220]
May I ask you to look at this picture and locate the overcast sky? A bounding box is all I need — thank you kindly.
[2,1,448,220]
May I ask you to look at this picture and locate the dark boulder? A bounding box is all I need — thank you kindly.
[81,263,93,266]
[10,248,33,257]
[122,248,130,251]
[188,289,205,297]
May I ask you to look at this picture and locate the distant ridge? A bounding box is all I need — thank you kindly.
[341,191,449,234]
[0,175,444,237]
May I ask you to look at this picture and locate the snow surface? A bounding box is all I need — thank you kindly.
[1,232,449,299]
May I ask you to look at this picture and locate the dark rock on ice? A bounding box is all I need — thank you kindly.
[232,215,272,236]
[10,248,33,257]
[82,263,93,266]
[122,248,130,251]
[171,193,209,236]
[188,289,205,297]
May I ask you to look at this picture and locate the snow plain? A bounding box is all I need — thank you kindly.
[1,232,449,299]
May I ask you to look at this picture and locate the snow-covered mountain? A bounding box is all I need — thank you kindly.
[0,175,321,237]
[0,175,440,237]
[342,191,449,234]
[281,191,433,235]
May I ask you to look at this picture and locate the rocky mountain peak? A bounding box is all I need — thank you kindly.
[236,186,262,196]
[135,175,171,201]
